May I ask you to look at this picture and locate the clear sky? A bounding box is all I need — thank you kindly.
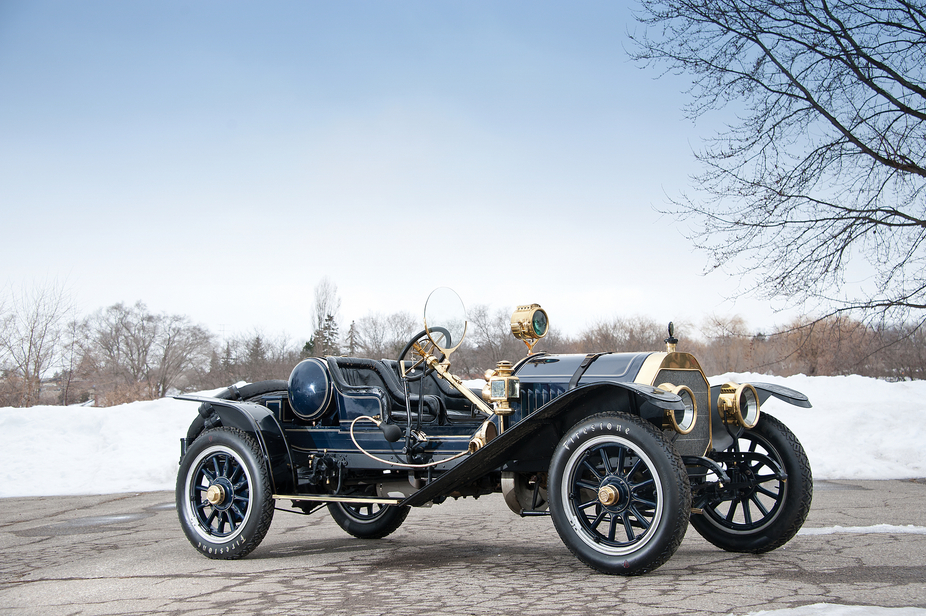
[0,1,804,343]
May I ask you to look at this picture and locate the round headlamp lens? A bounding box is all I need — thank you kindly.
[675,389,695,433]
[739,385,759,428]
[532,310,548,337]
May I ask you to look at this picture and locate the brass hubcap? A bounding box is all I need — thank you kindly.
[598,485,620,506]
[205,484,226,506]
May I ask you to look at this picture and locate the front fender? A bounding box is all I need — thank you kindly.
[177,394,296,495]
[709,381,812,452]
[400,381,684,507]
[708,381,812,412]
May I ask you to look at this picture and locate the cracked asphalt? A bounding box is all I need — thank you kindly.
[1,480,924,615]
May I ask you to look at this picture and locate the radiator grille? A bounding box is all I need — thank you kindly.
[654,369,711,457]
[520,382,566,416]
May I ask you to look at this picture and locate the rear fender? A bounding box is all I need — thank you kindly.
[178,394,296,495]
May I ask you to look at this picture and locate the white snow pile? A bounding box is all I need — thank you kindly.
[738,605,926,616]
[0,373,924,498]
[717,373,926,480]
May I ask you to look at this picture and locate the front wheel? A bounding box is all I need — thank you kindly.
[176,427,275,559]
[327,501,410,539]
[548,412,691,575]
[691,414,812,553]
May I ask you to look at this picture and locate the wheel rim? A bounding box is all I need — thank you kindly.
[702,431,786,533]
[183,445,254,542]
[560,435,664,556]
[336,502,391,521]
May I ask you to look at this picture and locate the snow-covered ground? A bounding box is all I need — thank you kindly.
[0,373,924,499]
[742,606,926,616]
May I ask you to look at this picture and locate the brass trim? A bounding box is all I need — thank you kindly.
[272,494,404,505]
[510,304,548,354]
[637,352,713,454]
[598,485,620,506]
[484,360,519,415]
[205,484,225,506]
[717,382,761,429]
[421,349,495,417]
[656,383,698,435]
[468,419,498,453]
[635,352,668,386]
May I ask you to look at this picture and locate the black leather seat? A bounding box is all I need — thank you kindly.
[382,360,482,424]
[326,357,440,423]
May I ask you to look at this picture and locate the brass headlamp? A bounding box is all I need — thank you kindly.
[717,382,760,429]
[656,383,697,435]
[510,303,549,353]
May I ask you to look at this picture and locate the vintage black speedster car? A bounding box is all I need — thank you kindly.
[176,288,813,575]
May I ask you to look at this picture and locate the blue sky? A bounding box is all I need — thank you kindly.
[0,1,798,341]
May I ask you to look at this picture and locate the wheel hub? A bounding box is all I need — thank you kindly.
[598,485,620,506]
[205,484,226,506]
[597,477,631,512]
[204,476,236,510]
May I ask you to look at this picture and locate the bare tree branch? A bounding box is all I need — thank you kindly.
[630,0,926,320]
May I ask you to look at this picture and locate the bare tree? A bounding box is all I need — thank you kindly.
[350,311,417,359]
[577,315,666,352]
[150,314,212,397]
[84,302,157,391]
[0,281,72,406]
[305,277,342,356]
[83,302,213,404]
[458,304,531,376]
[58,318,89,405]
[195,330,302,388]
[312,277,341,334]
[698,315,754,374]
[630,1,926,320]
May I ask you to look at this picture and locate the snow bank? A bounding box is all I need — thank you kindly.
[0,374,924,498]
[738,605,926,616]
[716,373,926,480]
[0,397,196,497]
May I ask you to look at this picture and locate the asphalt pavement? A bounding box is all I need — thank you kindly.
[1,480,924,615]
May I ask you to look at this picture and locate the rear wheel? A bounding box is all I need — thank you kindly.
[327,501,410,539]
[176,427,274,559]
[691,414,812,553]
[548,412,690,575]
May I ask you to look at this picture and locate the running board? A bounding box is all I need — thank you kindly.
[272,494,404,505]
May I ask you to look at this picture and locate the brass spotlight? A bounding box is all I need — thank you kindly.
[510,304,549,353]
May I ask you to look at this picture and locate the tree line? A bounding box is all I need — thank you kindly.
[2,280,925,408]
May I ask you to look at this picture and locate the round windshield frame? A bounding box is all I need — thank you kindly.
[423,287,467,355]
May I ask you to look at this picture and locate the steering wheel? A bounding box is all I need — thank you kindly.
[397,327,451,382]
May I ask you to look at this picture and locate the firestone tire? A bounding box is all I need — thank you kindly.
[177,427,275,559]
[691,414,812,553]
[327,501,410,539]
[548,412,691,575]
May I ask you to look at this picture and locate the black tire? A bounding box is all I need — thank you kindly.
[548,412,691,575]
[327,501,410,539]
[176,427,275,559]
[214,380,289,403]
[691,414,812,553]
